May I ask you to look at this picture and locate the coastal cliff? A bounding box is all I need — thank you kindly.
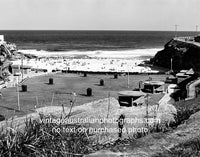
[151,38,200,72]
[0,43,17,81]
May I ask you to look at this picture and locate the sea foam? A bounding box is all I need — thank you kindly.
[18,48,163,59]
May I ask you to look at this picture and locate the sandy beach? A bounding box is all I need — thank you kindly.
[12,48,162,74]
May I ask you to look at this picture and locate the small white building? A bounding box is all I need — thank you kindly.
[118,91,146,107]
[167,84,179,94]
[0,35,4,43]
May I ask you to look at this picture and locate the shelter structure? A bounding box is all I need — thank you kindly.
[165,76,177,84]
[186,78,200,99]
[11,65,31,75]
[194,35,200,43]
[171,69,199,101]
[143,81,165,93]
[176,68,195,83]
[118,91,146,107]
[0,35,4,43]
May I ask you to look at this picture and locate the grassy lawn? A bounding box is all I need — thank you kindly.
[0,73,167,119]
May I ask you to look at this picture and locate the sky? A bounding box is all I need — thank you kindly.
[0,0,200,31]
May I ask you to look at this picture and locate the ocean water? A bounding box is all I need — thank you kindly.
[0,30,198,57]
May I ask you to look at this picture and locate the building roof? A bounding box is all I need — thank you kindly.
[185,68,195,75]
[143,81,165,86]
[168,84,179,89]
[11,65,32,69]
[118,91,146,97]
[176,73,189,78]
[177,75,198,89]
[180,70,188,73]
[176,68,195,78]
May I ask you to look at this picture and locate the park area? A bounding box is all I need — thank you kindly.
[0,72,167,120]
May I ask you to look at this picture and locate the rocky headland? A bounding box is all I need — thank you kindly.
[151,36,200,72]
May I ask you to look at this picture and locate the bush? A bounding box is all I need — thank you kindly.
[0,115,93,157]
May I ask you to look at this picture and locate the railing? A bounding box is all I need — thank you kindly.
[174,36,200,47]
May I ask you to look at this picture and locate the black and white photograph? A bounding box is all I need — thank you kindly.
[0,0,200,156]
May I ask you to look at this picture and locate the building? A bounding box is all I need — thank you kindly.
[186,78,200,99]
[0,35,4,43]
[167,84,179,94]
[165,76,177,84]
[171,68,199,101]
[194,35,200,43]
[118,91,146,107]
[176,68,195,82]
[11,65,31,76]
[143,81,165,93]
[175,68,195,85]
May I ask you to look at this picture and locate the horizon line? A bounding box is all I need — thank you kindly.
[0,29,199,32]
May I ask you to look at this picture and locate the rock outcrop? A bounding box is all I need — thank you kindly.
[0,42,17,81]
[151,39,200,72]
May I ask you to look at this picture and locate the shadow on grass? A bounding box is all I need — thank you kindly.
[0,105,24,113]
[78,93,93,97]
[44,83,54,85]
[110,77,119,80]
[80,76,88,78]
[94,83,104,86]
